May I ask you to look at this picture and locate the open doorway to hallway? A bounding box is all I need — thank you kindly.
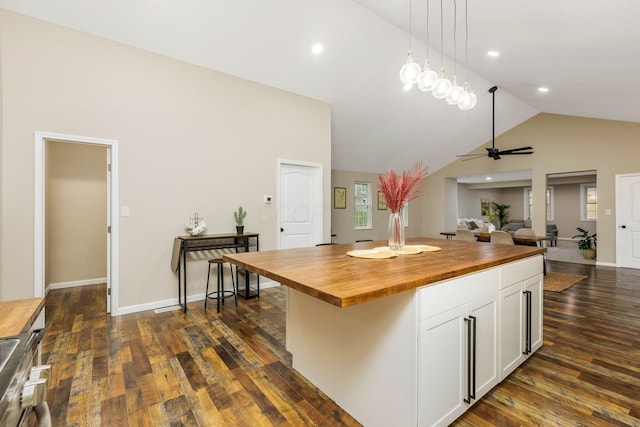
[35,131,119,315]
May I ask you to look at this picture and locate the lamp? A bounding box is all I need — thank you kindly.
[432,0,452,99]
[417,0,438,92]
[400,0,476,110]
[445,0,464,104]
[400,51,422,85]
[399,0,422,85]
[458,0,477,110]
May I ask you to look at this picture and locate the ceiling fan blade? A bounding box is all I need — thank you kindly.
[456,153,486,157]
[461,155,487,161]
[500,147,533,153]
[498,147,534,155]
[498,151,534,155]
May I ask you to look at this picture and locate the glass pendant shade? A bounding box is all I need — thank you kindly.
[446,76,465,105]
[417,59,439,92]
[399,50,422,85]
[432,68,452,99]
[458,82,478,110]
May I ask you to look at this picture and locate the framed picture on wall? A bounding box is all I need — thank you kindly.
[378,191,387,210]
[334,187,346,209]
[481,198,491,215]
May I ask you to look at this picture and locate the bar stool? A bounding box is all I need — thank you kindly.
[205,258,237,312]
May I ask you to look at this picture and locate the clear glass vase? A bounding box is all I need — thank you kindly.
[388,210,405,252]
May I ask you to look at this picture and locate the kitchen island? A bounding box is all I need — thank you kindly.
[224,238,545,426]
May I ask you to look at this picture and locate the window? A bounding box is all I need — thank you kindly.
[524,187,554,220]
[354,182,372,229]
[581,183,597,220]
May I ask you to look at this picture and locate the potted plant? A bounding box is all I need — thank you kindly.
[492,202,511,230]
[485,209,497,232]
[234,206,247,234]
[573,227,597,259]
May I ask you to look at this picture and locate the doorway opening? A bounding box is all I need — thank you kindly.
[34,132,119,314]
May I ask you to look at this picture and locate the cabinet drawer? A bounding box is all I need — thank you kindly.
[500,256,542,289]
[419,268,499,320]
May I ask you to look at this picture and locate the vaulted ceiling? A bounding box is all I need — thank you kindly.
[1,0,638,174]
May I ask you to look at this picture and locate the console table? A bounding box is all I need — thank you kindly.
[172,233,259,313]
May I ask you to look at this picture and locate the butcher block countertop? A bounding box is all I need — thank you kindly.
[0,298,45,337]
[224,237,545,308]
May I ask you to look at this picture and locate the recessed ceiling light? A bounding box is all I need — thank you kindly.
[485,176,492,181]
[311,43,324,55]
[538,87,549,93]
[487,51,500,57]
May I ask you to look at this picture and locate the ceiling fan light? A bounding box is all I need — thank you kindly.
[399,50,422,85]
[417,59,439,92]
[446,76,465,105]
[432,68,452,99]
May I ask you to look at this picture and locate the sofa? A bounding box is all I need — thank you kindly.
[457,218,490,234]
[503,221,526,233]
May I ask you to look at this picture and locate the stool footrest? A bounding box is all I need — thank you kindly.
[206,290,236,300]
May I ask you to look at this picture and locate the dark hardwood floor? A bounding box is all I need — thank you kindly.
[42,260,640,426]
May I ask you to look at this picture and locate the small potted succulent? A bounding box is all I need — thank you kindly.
[573,227,597,259]
[234,206,247,234]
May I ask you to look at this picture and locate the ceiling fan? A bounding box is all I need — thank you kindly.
[457,86,534,161]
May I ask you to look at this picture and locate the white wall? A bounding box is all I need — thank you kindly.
[0,10,331,308]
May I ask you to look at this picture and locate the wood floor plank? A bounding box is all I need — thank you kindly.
[41,259,640,426]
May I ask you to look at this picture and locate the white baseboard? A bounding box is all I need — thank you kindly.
[260,280,280,290]
[47,277,106,292]
[115,279,281,316]
[596,261,617,267]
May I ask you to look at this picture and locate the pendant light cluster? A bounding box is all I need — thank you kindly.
[399,0,477,110]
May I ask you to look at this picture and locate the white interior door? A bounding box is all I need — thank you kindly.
[278,161,323,249]
[616,173,640,269]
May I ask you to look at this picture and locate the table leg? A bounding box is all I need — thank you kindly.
[538,241,547,276]
[182,241,188,313]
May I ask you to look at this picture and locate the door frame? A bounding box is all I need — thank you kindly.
[276,159,324,249]
[34,131,119,314]
[616,173,640,268]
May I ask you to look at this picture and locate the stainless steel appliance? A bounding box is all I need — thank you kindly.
[0,329,51,426]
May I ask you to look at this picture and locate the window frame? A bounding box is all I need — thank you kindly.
[580,183,597,221]
[523,186,554,221]
[354,181,372,230]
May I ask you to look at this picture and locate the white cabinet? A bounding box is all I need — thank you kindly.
[419,304,467,426]
[499,257,544,380]
[469,292,500,400]
[419,255,543,426]
[418,270,499,427]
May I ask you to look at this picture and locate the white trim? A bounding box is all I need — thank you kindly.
[34,131,120,315]
[580,182,597,221]
[117,280,281,316]
[48,277,107,291]
[615,173,640,269]
[354,181,373,230]
[596,261,617,267]
[523,186,554,221]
